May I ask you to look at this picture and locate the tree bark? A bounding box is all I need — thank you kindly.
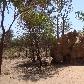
[0,0,5,75]
[36,40,42,68]
[57,16,59,40]
[25,45,28,57]
[62,15,65,36]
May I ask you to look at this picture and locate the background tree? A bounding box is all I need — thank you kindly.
[47,0,72,38]
[0,0,18,74]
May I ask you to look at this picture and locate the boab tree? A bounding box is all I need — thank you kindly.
[51,30,78,64]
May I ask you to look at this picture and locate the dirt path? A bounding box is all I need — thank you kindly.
[0,59,84,84]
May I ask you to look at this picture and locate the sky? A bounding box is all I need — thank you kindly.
[0,0,84,37]
[0,3,25,37]
[69,0,84,31]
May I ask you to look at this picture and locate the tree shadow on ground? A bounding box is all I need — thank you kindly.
[14,60,66,82]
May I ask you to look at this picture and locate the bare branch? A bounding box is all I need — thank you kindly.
[8,13,19,30]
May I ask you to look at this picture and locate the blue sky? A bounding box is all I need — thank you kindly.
[0,0,84,37]
[0,3,25,38]
[69,0,84,31]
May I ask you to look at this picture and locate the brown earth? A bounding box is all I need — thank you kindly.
[0,58,84,84]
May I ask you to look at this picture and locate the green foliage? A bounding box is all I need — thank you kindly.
[76,11,84,21]
[11,0,50,7]
[79,12,84,21]
[21,10,50,27]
